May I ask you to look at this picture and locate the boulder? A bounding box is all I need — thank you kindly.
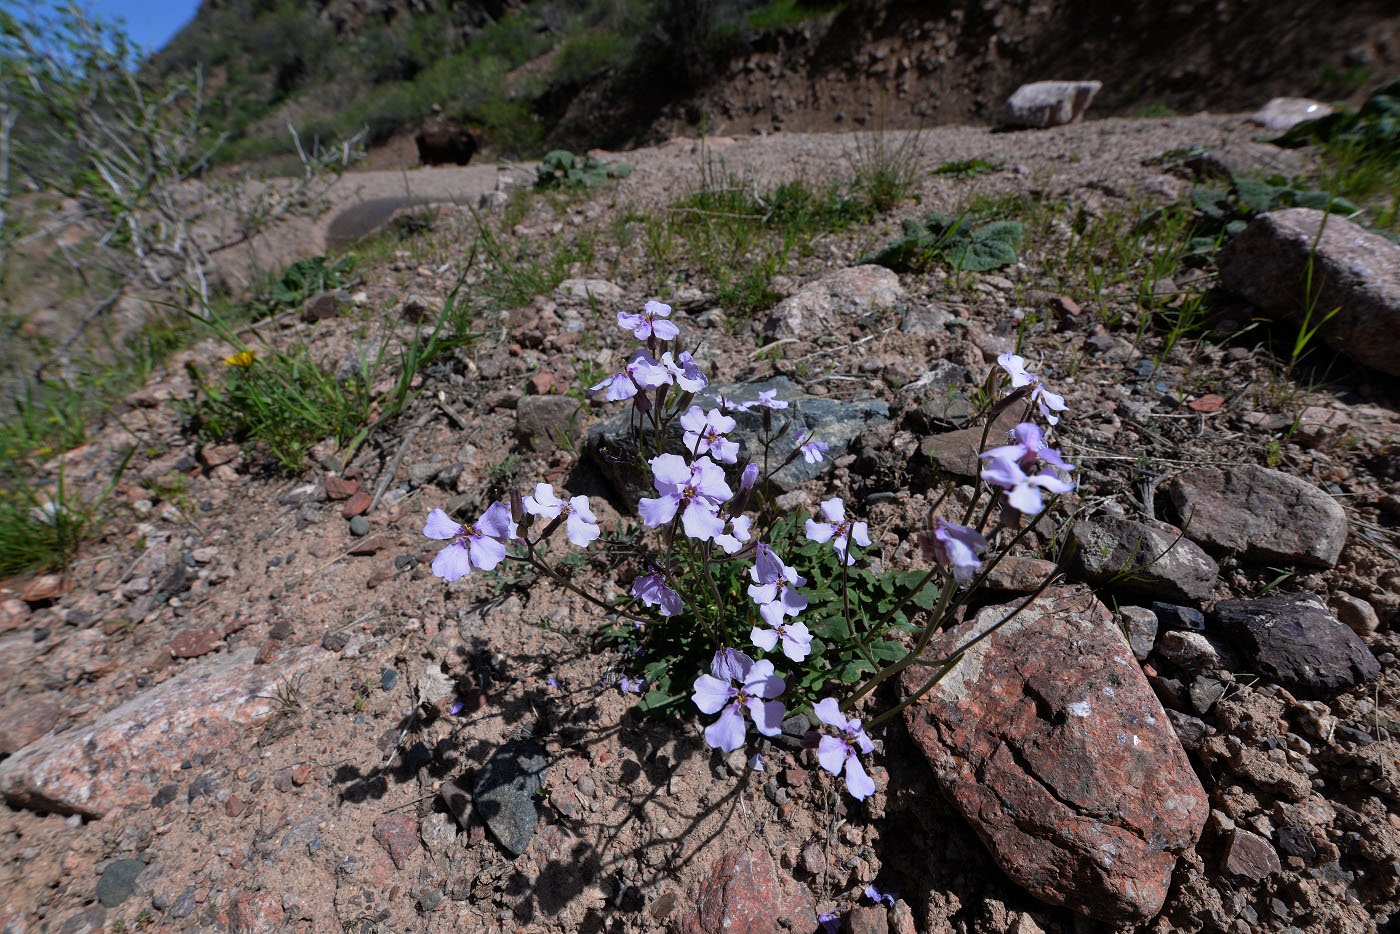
[0,646,329,817]
[1213,592,1381,695]
[762,266,903,341]
[1165,464,1346,567]
[1000,81,1102,129]
[1217,208,1400,377]
[1068,515,1218,602]
[414,115,479,166]
[515,395,583,451]
[902,587,1207,922]
[1248,97,1334,132]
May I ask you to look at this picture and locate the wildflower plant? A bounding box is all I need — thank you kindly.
[422,301,1077,804]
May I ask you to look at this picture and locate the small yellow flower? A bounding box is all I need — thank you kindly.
[223,350,255,367]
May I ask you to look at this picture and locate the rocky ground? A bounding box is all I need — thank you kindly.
[1,110,1398,934]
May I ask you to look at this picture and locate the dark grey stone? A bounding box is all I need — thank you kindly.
[585,376,888,502]
[348,515,371,537]
[1069,516,1218,602]
[151,784,179,808]
[380,669,398,691]
[186,773,216,802]
[1152,602,1205,631]
[1275,825,1317,862]
[170,887,198,919]
[1166,710,1208,752]
[473,739,549,856]
[515,395,583,451]
[1119,606,1159,661]
[96,858,146,908]
[1214,593,1381,694]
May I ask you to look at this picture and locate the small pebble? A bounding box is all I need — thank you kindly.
[349,516,371,537]
[381,669,398,691]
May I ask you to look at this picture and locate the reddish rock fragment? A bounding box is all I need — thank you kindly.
[0,598,31,631]
[230,890,283,934]
[324,475,361,501]
[170,626,222,658]
[347,534,390,556]
[679,847,815,934]
[291,764,313,786]
[373,812,419,870]
[902,587,1207,923]
[1222,829,1282,881]
[0,700,61,754]
[225,795,248,818]
[21,574,64,604]
[341,490,372,518]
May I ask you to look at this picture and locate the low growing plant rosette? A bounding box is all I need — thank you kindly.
[421,299,1077,805]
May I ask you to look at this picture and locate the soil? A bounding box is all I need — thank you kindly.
[2,111,1399,934]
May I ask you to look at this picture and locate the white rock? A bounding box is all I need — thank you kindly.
[1001,81,1102,129]
[1248,97,1334,132]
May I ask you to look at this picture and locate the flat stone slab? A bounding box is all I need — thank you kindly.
[1165,464,1347,568]
[1213,592,1381,695]
[902,587,1208,922]
[1218,208,1400,378]
[0,646,330,818]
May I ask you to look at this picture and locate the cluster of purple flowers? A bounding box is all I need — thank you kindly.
[420,300,1077,808]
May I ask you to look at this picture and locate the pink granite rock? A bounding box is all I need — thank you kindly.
[0,646,328,817]
[679,847,815,934]
[903,587,1208,922]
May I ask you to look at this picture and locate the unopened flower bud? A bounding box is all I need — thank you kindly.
[740,463,759,493]
[510,486,526,524]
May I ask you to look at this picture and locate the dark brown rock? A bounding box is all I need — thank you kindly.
[373,812,418,870]
[1213,592,1380,694]
[848,905,891,933]
[902,587,1208,922]
[1221,829,1282,881]
[414,115,479,166]
[1217,208,1400,377]
[679,847,815,934]
[301,291,344,323]
[1069,515,1218,602]
[340,490,371,518]
[1165,464,1347,567]
[346,534,391,556]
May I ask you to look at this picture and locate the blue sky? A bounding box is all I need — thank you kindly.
[79,0,202,54]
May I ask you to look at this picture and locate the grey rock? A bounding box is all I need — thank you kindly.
[1217,208,1400,378]
[348,516,370,537]
[170,887,198,919]
[899,303,954,337]
[1069,515,1218,602]
[902,359,976,428]
[1248,97,1335,132]
[1120,606,1159,661]
[515,395,583,451]
[585,376,888,501]
[473,739,548,856]
[1157,631,1224,672]
[96,858,146,908]
[1167,710,1209,753]
[918,409,1018,478]
[555,278,623,304]
[477,190,510,213]
[406,461,442,488]
[1166,464,1347,567]
[762,265,903,341]
[60,907,107,933]
[1189,675,1228,715]
[1000,80,1102,128]
[1214,592,1381,694]
[1152,602,1204,631]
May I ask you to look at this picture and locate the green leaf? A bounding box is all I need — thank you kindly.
[1232,177,1277,215]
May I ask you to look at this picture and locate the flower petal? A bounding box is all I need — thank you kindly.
[692,674,733,714]
[423,509,461,540]
[704,704,747,751]
[817,734,848,775]
[431,542,472,581]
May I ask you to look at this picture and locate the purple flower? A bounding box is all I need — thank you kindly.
[713,514,753,555]
[589,350,670,400]
[638,454,732,541]
[739,463,759,493]
[996,352,1068,425]
[749,753,765,772]
[804,497,871,566]
[980,452,1075,517]
[619,676,645,694]
[794,431,829,464]
[982,421,1075,473]
[632,569,684,616]
[618,300,680,341]
[922,519,989,587]
[423,503,516,581]
[751,618,813,662]
[862,883,896,907]
[817,912,841,934]
[691,650,786,751]
[680,406,739,463]
[740,388,788,411]
[660,350,707,392]
[447,700,466,715]
[747,544,808,626]
[813,697,877,800]
[523,483,600,547]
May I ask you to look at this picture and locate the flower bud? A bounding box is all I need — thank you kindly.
[509,486,525,524]
[739,463,759,493]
